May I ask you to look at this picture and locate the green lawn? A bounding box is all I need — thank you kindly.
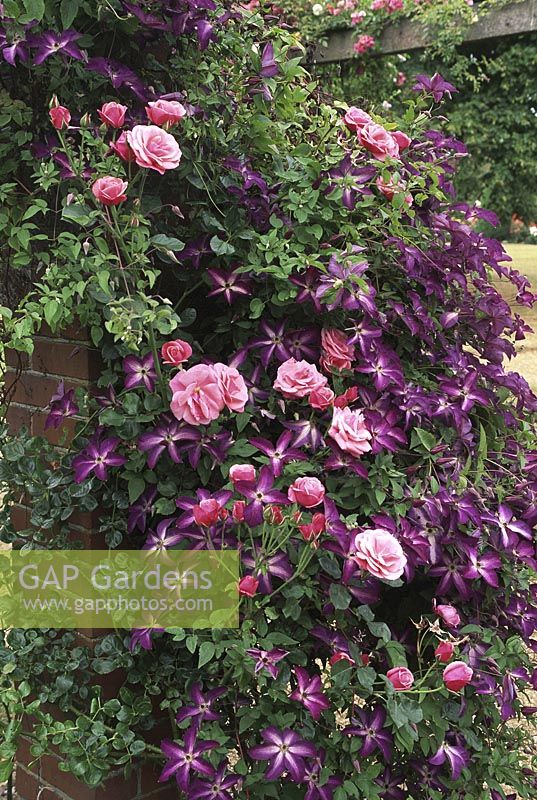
[499,243,537,390]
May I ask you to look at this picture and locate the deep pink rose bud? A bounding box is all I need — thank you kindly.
[193,499,220,527]
[266,505,284,524]
[49,106,71,130]
[443,661,473,692]
[239,575,259,597]
[229,464,256,483]
[161,339,192,366]
[330,652,355,667]
[343,106,372,131]
[111,131,136,162]
[91,176,128,206]
[435,603,461,627]
[146,99,187,127]
[386,666,414,691]
[435,642,455,663]
[232,500,246,522]
[288,477,325,508]
[98,102,128,128]
[309,385,335,410]
[299,512,326,542]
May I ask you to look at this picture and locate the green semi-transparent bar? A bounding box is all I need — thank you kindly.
[0,550,239,629]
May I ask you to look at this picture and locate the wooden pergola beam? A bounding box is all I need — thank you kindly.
[312,0,536,63]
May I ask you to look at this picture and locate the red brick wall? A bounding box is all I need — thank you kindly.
[5,325,176,800]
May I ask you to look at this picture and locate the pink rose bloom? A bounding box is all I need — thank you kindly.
[353,34,375,54]
[443,661,473,692]
[435,642,455,663]
[358,123,400,161]
[239,575,259,597]
[309,385,335,410]
[214,363,248,412]
[288,477,325,508]
[351,11,366,24]
[392,130,411,151]
[388,0,404,10]
[395,71,406,87]
[98,102,127,128]
[320,328,355,372]
[91,176,128,206]
[353,528,407,581]
[161,339,192,366]
[273,358,327,399]
[49,106,70,129]
[193,498,220,527]
[146,99,187,126]
[127,125,182,174]
[169,363,225,425]
[328,406,372,458]
[111,131,136,162]
[435,603,461,627]
[343,106,372,131]
[230,464,256,483]
[386,666,414,691]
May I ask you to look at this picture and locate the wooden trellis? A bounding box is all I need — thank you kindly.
[312,0,536,62]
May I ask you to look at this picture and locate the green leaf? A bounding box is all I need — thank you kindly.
[329,583,351,610]
[412,427,436,452]
[210,235,234,256]
[198,641,215,668]
[60,0,81,28]
[127,476,145,504]
[23,0,45,20]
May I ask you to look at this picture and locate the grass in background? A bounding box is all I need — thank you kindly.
[498,244,537,390]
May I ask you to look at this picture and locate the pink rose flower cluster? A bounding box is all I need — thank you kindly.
[385,661,473,692]
[343,107,411,161]
[170,362,248,426]
[371,0,403,11]
[320,328,355,372]
[353,34,376,54]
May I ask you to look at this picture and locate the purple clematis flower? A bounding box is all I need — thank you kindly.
[143,518,183,551]
[123,352,157,392]
[462,546,501,587]
[429,739,469,780]
[413,73,457,102]
[303,749,342,800]
[207,267,252,305]
[234,466,289,526]
[284,328,320,362]
[290,267,322,312]
[189,764,241,800]
[344,706,393,761]
[160,728,218,790]
[176,683,227,728]
[128,486,157,534]
[246,647,288,679]
[485,503,532,547]
[45,381,79,429]
[181,428,234,470]
[249,431,307,477]
[31,30,85,65]
[1,24,34,65]
[249,728,316,782]
[86,56,148,100]
[138,414,194,468]
[316,253,374,313]
[375,767,406,800]
[289,667,330,720]
[326,156,376,210]
[356,344,405,391]
[72,434,127,483]
[129,627,163,652]
[284,419,324,451]
[241,549,293,594]
[251,320,291,367]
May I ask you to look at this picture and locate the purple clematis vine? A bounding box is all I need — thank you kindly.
[249,728,316,782]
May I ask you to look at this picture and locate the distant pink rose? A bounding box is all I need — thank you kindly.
[435,642,455,663]
[435,604,461,627]
[169,363,225,425]
[443,661,473,692]
[230,464,256,483]
[161,339,192,366]
[193,498,220,527]
[354,528,407,581]
[214,363,248,412]
[343,106,372,131]
[358,122,400,161]
[127,125,182,174]
[392,130,411,151]
[273,358,327,399]
[146,99,187,126]
[328,406,372,458]
[288,477,325,508]
[309,385,335,410]
[353,34,375,54]
[239,575,259,597]
[320,328,355,372]
[387,666,414,691]
[395,71,406,86]
[98,102,127,128]
[49,105,70,129]
[91,176,128,206]
[111,131,136,162]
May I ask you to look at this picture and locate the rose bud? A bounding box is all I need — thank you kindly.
[232,501,245,523]
[193,498,220,527]
[110,131,136,162]
[443,661,473,692]
[386,666,414,691]
[265,505,284,524]
[229,464,256,483]
[330,652,355,667]
[299,512,326,542]
[91,176,128,206]
[49,106,71,130]
[161,339,192,366]
[435,641,455,663]
[239,575,259,597]
[98,101,128,128]
[288,476,325,508]
[435,603,461,627]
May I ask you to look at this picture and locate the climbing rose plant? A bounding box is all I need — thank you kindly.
[0,2,536,799]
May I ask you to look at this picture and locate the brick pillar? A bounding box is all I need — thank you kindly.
[5,325,176,800]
